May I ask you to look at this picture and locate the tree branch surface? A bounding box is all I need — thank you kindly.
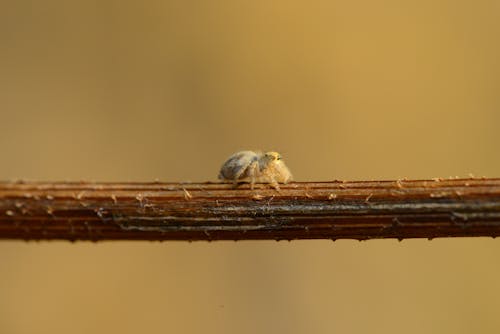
[0,178,499,241]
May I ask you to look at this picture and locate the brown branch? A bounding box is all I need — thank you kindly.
[0,178,499,241]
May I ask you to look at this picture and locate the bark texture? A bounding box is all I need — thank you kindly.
[0,178,499,241]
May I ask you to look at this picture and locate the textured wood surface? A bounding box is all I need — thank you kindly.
[0,178,499,241]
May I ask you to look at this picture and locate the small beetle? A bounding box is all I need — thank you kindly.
[218,150,293,190]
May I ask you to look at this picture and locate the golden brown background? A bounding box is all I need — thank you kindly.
[1,0,500,333]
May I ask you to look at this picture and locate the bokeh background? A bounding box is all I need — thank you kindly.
[1,0,500,333]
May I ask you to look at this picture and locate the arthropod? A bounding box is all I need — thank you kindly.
[218,150,293,190]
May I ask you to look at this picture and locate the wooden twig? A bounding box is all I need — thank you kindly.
[0,179,499,241]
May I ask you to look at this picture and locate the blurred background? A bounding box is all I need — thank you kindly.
[1,0,500,333]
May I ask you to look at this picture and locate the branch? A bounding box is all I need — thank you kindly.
[0,179,499,241]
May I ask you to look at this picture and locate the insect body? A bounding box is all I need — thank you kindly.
[218,150,293,190]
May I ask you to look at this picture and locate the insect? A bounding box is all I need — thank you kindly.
[218,150,293,190]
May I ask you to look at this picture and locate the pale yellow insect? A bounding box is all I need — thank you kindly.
[218,150,293,190]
